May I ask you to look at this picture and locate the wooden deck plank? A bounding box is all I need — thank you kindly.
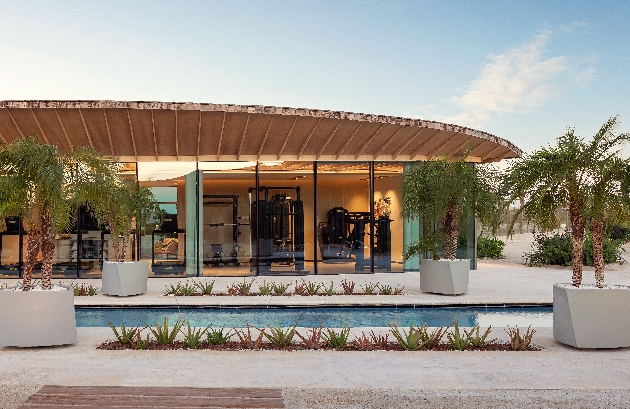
[20,406,270,409]
[36,385,284,399]
[23,394,285,408]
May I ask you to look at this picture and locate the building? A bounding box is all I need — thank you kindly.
[0,100,521,279]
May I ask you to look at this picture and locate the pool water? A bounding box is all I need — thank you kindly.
[76,306,552,328]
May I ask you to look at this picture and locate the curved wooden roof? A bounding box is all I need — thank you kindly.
[0,100,521,163]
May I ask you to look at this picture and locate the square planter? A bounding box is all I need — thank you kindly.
[420,259,469,295]
[102,261,149,296]
[0,286,77,347]
[553,283,630,348]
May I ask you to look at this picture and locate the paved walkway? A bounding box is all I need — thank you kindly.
[2,261,630,408]
[4,260,630,308]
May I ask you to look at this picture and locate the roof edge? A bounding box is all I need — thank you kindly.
[0,99,523,158]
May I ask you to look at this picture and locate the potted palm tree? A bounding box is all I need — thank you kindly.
[0,136,113,347]
[83,168,160,296]
[503,115,630,348]
[402,151,502,295]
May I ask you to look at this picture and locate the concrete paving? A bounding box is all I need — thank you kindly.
[2,261,630,408]
[4,260,630,308]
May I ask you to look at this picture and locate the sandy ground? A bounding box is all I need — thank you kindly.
[489,231,630,271]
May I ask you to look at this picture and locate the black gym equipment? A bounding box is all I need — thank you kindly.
[318,207,392,271]
[202,195,241,267]
[249,186,306,274]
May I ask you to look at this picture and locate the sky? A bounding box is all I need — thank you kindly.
[1,0,629,154]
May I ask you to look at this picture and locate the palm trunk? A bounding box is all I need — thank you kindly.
[22,227,41,291]
[449,206,459,260]
[107,213,121,262]
[591,217,605,288]
[40,211,55,290]
[41,212,55,290]
[442,212,451,259]
[442,203,459,260]
[569,201,585,287]
[120,234,128,262]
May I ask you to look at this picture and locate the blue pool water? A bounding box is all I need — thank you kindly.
[76,306,553,328]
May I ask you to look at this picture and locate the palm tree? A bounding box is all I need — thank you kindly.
[78,163,161,262]
[0,136,113,290]
[402,151,502,261]
[503,115,630,287]
[0,136,69,290]
[582,116,630,287]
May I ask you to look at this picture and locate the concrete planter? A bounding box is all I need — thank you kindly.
[553,283,630,348]
[102,261,149,296]
[0,286,77,347]
[420,259,469,295]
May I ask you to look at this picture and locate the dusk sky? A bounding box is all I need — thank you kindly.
[1,1,628,154]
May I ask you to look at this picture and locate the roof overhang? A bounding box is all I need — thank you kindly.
[0,100,522,163]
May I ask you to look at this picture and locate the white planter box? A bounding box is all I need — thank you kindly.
[553,283,630,348]
[102,261,148,296]
[420,259,469,295]
[0,286,77,347]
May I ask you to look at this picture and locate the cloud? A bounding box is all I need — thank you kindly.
[440,28,595,128]
[573,67,597,88]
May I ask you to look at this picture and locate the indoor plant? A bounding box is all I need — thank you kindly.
[503,115,630,348]
[402,150,502,295]
[0,136,113,346]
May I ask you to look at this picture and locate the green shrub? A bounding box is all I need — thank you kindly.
[583,236,621,266]
[477,235,505,259]
[525,230,622,266]
[609,224,630,244]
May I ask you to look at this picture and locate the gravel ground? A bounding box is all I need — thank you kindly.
[0,384,42,409]
[4,385,630,409]
[283,388,630,409]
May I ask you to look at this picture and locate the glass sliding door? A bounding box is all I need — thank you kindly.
[138,161,196,277]
[374,162,405,272]
[199,162,256,277]
[257,161,313,275]
[185,170,203,277]
[315,162,371,274]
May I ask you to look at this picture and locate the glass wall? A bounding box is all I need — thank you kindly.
[374,162,405,272]
[257,162,313,275]
[2,160,479,279]
[315,162,372,274]
[200,162,256,277]
[138,161,197,277]
[0,217,21,278]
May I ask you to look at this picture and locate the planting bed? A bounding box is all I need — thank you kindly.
[97,340,542,351]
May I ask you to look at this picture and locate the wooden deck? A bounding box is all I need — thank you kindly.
[18,385,285,408]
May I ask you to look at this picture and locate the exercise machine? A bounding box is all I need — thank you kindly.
[318,207,392,271]
[249,186,305,274]
[202,195,241,267]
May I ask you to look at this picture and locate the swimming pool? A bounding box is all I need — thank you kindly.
[76,306,552,328]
